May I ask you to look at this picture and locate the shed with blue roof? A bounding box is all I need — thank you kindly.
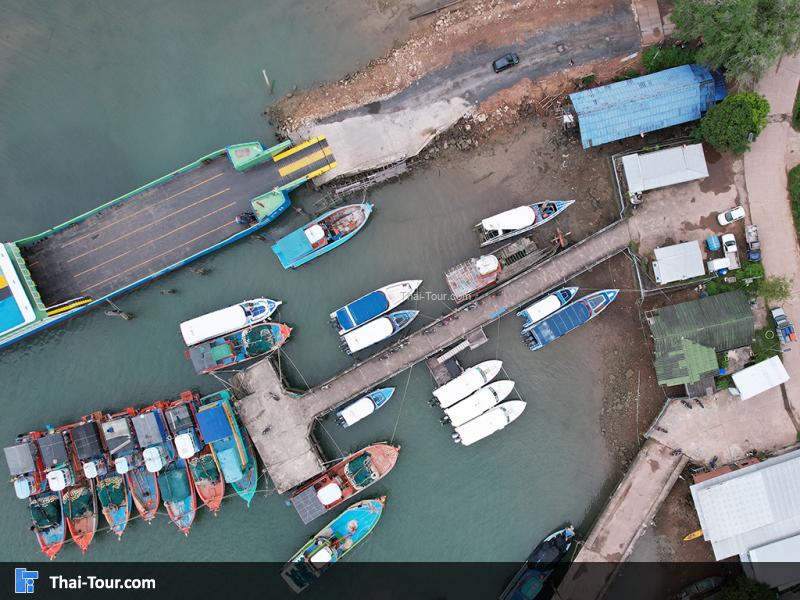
[568,64,726,149]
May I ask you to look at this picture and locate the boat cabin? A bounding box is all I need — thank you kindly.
[38,432,73,492]
[195,399,247,483]
[336,397,376,427]
[166,404,201,460]
[71,422,107,479]
[132,411,174,473]
[304,224,328,249]
[100,417,137,474]
[181,306,250,347]
[4,441,40,499]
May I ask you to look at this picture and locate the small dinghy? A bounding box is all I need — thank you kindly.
[443,380,515,427]
[179,297,281,346]
[432,360,502,409]
[521,289,618,351]
[272,203,373,269]
[187,322,292,374]
[500,526,576,600]
[335,388,395,428]
[453,400,526,446]
[331,280,422,334]
[517,287,579,329]
[341,310,418,354]
[281,497,386,593]
[475,200,574,247]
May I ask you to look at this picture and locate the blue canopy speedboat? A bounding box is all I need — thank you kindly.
[521,290,618,351]
[281,497,386,593]
[195,391,258,506]
[517,287,579,329]
[500,526,575,600]
[272,203,373,269]
[331,280,422,334]
[335,387,396,428]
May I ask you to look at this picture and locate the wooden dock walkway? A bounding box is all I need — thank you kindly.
[236,218,634,493]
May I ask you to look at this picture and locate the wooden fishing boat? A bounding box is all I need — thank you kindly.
[162,396,203,534]
[443,380,516,428]
[281,497,386,593]
[290,443,399,524]
[432,360,503,409]
[452,400,526,446]
[195,391,258,506]
[126,464,160,523]
[187,447,225,513]
[521,289,618,351]
[341,310,418,355]
[272,203,373,269]
[330,280,422,335]
[179,297,282,346]
[475,200,574,247]
[500,526,575,600]
[62,482,98,554]
[187,322,292,374]
[29,490,66,559]
[517,287,579,329]
[335,387,395,428]
[96,473,131,539]
[4,431,47,499]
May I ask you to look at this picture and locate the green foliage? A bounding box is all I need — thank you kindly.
[717,352,730,370]
[706,260,765,297]
[751,326,783,364]
[624,68,641,79]
[759,275,793,302]
[696,92,770,154]
[578,74,596,88]
[789,164,800,237]
[716,374,732,390]
[794,83,800,130]
[672,0,800,86]
[642,45,697,73]
[716,576,774,600]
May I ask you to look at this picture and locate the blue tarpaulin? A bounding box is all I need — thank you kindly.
[271,228,313,268]
[335,291,389,331]
[196,403,233,444]
[569,65,726,149]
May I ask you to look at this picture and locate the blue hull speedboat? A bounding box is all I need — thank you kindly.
[272,203,373,269]
[500,526,575,600]
[517,287,579,329]
[341,309,418,354]
[335,387,396,428]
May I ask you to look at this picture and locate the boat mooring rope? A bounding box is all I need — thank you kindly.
[389,362,415,445]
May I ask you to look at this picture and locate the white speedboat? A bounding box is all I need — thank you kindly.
[432,360,502,409]
[341,310,418,354]
[179,298,281,346]
[443,380,515,427]
[475,200,574,247]
[453,400,526,446]
[331,280,422,335]
[517,287,579,329]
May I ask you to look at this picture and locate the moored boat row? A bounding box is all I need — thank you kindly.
[3,389,256,558]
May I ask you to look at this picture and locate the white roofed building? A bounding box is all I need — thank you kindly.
[622,143,709,200]
[652,240,705,285]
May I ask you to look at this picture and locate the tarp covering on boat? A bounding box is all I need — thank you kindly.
[244,324,280,356]
[132,411,168,448]
[346,453,375,488]
[189,454,221,483]
[180,305,248,346]
[196,404,234,444]
[215,447,244,483]
[159,465,191,504]
[63,486,92,519]
[101,418,135,457]
[97,475,126,507]
[72,422,103,460]
[38,433,69,468]
[166,404,194,435]
[4,442,36,475]
[335,291,389,331]
[337,396,375,427]
[481,206,536,232]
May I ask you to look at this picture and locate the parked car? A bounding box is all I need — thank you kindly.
[745,224,761,261]
[721,233,738,254]
[492,52,520,73]
[772,307,797,344]
[716,206,746,226]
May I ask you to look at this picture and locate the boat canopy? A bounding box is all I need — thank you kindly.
[174,434,199,459]
[519,295,563,325]
[114,456,132,475]
[338,397,376,427]
[310,545,335,565]
[166,404,194,435]
[196,403,234,444]
[180,305,248,346]
[39,433,69,468]
[316,482,343,505]
[476,255,500,275]
[529,301,592,346]
[102,417,135,457]
[305,224,326,246]
[481,206,536,232]
[335,291,389,332]
[343,317,394,353]
[72,422,103,460]
[143,447,165,473]
[15,478,32,499]
[160,467,191,503]
[215,447,244,483]
[132,411,168,448]
[4,442,36,476]
[47,469,69,492]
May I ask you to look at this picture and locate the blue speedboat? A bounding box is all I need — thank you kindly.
[500,526,575,600]
[281,497,386,593]
[272,203,373,269]
[517,287,579,328]
[331,280,422,334]
[341,310,419,354]
[521,290,618,351]
[195,390,258,506]
[335,387,396,428]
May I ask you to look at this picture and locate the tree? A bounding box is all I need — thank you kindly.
[696,92,770,154]
[672,0,800,86]
[759,275,793,302]
[716,576,774,600]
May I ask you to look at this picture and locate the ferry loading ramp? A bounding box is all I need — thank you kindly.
[18,138,334,307]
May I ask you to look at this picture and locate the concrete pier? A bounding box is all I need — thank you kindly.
[237,219,633,493]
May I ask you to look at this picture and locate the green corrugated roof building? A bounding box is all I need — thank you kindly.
[649,291,754,386]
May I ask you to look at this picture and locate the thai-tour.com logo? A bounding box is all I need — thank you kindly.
[14,567,156,593]
[14,568,38,594]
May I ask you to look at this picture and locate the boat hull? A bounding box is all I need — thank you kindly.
[189,448,225,513]
[30,491,66,560]
[342,310,418,354]
[477,200,574,247]
[433,360,503,409]
[444,380,515,428]
[188,322,292,374]
[335,387,395,428]
[500,526,575,600]
[127,465,160,522]
[517,286,579,328]
[232,434,258,507]
[453,400,526,446]
[159,460,197,534]
[331,280,422,334]
[97,473,131,538]
[63,483,98,554]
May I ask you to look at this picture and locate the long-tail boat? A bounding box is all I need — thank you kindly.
[162,395,203,534]
[186,322,292,374]
[28,490,66,559]
[475,200,574,247]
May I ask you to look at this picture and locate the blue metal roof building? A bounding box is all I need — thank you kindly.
[569,64,726,149]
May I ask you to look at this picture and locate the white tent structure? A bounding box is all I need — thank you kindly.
[652,240,705,284]
[732,356,789,400]
[622,143,709,201]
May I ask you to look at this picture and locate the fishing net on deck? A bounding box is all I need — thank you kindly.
[244,327,276,356]
[64,488,92,519]
[345,453,375,488]
[97,476,126,507]
[160,469,190,504]
[190,455,221,483]
[30,495,60,528]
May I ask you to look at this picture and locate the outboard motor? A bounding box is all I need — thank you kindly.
[236,211,257,226]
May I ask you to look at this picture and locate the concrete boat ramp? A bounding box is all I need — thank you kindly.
[236,218,633,493]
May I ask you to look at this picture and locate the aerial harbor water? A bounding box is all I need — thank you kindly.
[0,0,618,579]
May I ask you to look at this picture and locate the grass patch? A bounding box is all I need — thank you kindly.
[790,164,800,238]
[716,375,732,390]
[643,44,697,73]
[577,74,596,88]
[706,261,765,297]
[751,325,783,364]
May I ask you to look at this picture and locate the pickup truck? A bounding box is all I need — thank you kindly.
[771,307,797,344]
[745,224,761,261]
[720,233,741,270]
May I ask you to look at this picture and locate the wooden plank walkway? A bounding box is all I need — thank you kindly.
[236,218,634,493]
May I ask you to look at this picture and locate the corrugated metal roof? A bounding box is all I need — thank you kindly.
[569,65,724,148]
[732,356,790,400]
[652,241,705,284]
[654,338,718,386]
[690,449,800,560]
[622,143,709,195]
